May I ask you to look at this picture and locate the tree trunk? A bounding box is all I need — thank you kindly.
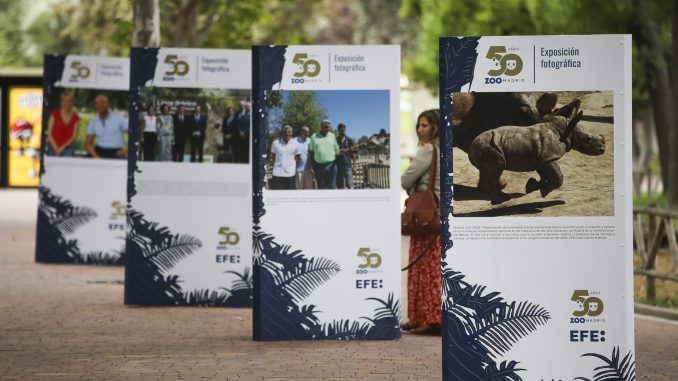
[632,0,677,206]
[670,0,678,206]
[132,0,161,47]
[633,108,655,195]
[165,0,223,48]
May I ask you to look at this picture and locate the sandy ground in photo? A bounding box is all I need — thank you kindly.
[453,91,615,217]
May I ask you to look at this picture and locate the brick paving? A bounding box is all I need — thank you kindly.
[1,190,677,380]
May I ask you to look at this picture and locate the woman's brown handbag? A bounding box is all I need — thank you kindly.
[401,145,440,236]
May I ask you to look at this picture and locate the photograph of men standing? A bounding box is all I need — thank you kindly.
[233,101,251,163]
[295,126,314,189]
[190,105,207,162]
[221,107,237,159]
[172,105,188,162]
[270,125,300,190]
[336,123,356,189]
[309,119,339,189]
[84,94,128,159]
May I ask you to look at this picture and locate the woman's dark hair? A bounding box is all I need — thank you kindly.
[417,109,440,146]
[160,104,170,114]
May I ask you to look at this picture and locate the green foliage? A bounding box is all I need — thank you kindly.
[0,1,31,66]
[400,0,660,115]
[201,1,265,48]
[280,91,328,134]
[253,0,323,45]
[633,193,668,209]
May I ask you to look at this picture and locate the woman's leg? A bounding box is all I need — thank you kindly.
[408,234,442,330]
[407,235,424,327]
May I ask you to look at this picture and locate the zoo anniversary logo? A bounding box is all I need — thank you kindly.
[291,53,321,84]
[215,226,241,264]
[68,61,92,84]
[162,54,190,81]
[485,45,524,84]
[355,247,384,290]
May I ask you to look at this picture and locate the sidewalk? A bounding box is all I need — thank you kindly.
[1,189,676,380]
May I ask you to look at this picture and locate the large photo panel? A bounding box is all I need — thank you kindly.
[439,35,634,380]
[125,48,252,307]
[36,55,129,265]
[252,45,401,341]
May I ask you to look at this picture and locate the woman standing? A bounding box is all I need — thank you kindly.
[156,104,174,162]
[47,93,80,156]
[141,105,158,161]
[400,109,441,335]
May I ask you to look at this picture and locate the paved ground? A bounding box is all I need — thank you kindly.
[1,189,677,380]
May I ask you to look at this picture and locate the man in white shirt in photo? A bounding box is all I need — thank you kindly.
[269,125,301,190]
[295,126,314,189]
[84,94,128,159]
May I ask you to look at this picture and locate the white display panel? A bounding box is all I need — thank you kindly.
[125,48,252,307]
[252,45,402,340]
[36,55,128,265]
[440,35,634,380]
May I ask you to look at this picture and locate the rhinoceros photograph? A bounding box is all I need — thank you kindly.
[452,91,614,217]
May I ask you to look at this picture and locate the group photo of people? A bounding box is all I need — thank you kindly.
[138,87,250,164]
[44,89,129,159]
[265,90,391,190]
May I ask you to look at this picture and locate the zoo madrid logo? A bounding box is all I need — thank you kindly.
[291,53,321,84]
[355,248,384,290]
[485,45,524,84]
[108,201,126,232]
[216,227,241,264]
[569,290,607,343]
[218,226,240,246]
[571,289,604,317]
[69,61,91,81]
[163,54,190,80]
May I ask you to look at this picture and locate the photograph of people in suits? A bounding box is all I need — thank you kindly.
[137,87,250,164]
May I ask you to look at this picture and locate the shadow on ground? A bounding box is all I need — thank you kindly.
[454,199,566,217]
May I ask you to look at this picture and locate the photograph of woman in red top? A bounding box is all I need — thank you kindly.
[47,93,80,157]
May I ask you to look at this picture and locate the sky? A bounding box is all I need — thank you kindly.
[274,90,391,139]
[314,90,390,138]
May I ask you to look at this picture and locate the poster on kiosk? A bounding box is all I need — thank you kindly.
[439,35,634,380]
[125,48,252,307]
[252,45,401,340]
[36,55,129,265]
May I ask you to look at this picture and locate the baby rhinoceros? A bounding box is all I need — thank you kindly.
[468,109,586,205]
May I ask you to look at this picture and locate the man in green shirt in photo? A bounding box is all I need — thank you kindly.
[309,119,340,189]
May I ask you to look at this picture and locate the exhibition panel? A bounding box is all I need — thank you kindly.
[252,45,402,340]
[439,35,635,380]
[125,48,252,307]
[36,55,128,265]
